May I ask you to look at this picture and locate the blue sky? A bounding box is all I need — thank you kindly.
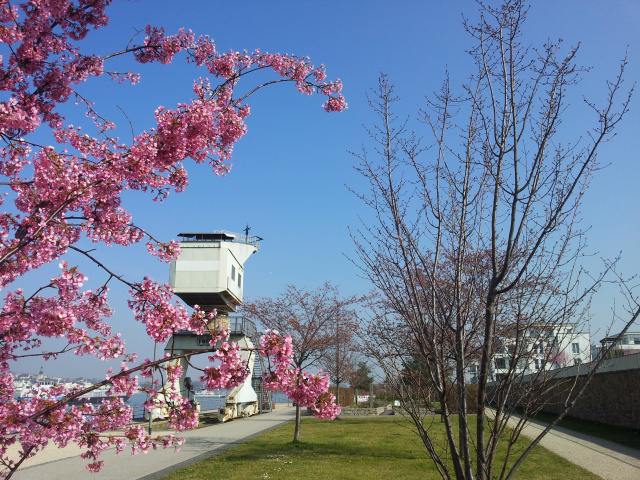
[11,1,640,378]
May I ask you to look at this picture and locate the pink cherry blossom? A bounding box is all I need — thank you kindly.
[0,1,343,477]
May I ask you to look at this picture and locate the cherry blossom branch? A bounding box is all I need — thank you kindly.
[68,246,137,290]
[0,3,344,476]
[26,348,213,421]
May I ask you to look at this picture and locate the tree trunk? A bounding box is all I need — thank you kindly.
[476,291,497,480]
[293,404,302,442]
[456,325,472,479]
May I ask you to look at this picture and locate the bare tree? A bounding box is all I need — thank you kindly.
[351,1,636,479]
[319,314,359,405]
[243,282,363,441]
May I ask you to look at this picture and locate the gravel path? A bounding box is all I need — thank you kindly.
[514,416,640,480]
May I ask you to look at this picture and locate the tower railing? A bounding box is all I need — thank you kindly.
[177,230,262,247]
[229,316,257,338]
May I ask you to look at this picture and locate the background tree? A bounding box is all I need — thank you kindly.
[548,347,570,368]
[0,1,345,477]
[352,1,637,479]
[319,305,360,407]
[243,282,362,441]
[350,361,373,404]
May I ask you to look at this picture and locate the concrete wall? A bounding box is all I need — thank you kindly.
[339,406,386,416]
[521,353,640,429]
[539,368,640,429]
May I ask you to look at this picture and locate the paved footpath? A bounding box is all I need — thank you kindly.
[516,417,640,480]
[11,406,296,480]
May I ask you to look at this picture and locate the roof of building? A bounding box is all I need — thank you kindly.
[600,332,640,343]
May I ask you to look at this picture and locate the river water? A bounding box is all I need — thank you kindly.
[126,391,290,419]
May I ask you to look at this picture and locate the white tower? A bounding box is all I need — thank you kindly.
[169,230,260,313]
[159,230,263,422]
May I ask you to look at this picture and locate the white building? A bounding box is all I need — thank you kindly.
[595,331,640,358]
[468,323,591,383]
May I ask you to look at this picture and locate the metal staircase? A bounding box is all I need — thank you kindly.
[251,352,273,413]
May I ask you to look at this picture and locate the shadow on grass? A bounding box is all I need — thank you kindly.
[517,408,640,450]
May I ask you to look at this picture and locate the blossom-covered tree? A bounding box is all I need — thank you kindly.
[549,348,570,369]
[0,1,345,477]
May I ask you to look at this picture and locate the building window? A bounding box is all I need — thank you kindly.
[231,265,236,280]
[621,337,629,345]
[634,337,640,345]
[534,359,540,370]
[495,358,506,370]
[238,273,242,288]
[572,343,580,354]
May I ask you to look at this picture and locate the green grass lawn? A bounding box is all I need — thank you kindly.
[159,416,600,480]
